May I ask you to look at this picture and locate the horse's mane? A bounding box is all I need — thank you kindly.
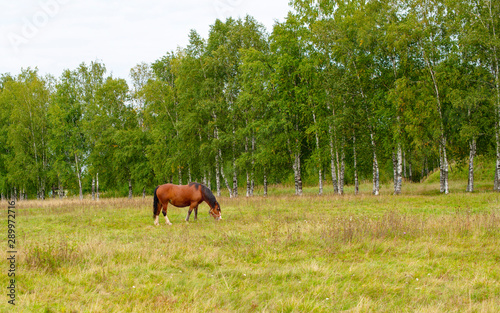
[189,182,217,208]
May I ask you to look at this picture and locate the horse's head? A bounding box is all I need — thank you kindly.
[209,201,222,220]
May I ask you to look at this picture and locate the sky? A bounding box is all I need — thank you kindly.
[1,0,291,81]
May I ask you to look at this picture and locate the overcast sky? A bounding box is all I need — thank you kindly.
[1,0,291,81]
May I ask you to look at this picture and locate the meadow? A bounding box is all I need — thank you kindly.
[2,181,500,312]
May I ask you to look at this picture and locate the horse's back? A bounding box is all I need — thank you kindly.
[156,183,202,207]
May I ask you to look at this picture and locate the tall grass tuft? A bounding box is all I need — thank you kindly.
[322,210,500,245]
[24,241,81,273]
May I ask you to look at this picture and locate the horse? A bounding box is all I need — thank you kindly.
[153,182,221,225]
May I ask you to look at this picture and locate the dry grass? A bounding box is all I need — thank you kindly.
[2,183,500,312]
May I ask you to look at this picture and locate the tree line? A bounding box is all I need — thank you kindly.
[1,0,499,200]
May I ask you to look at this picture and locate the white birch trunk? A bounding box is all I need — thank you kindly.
[353,132,358,195]
[336,148,341,194]
[467,138,476,192]
[395,143,403,195]
[496,99,500,191]
[232,126,237,197]
[444,147,449,194]
[489,2,500,191]
[329,125,338,193]
[318,167,323,195]
[425,158,429,177]
[403,151,407,179]
[421,159,425,181]
[246,172,251,197]
[251,134,255,196]
[40,182,45,200]
[353,60,379,196]
[213,114,232,196]
[215,153,221,197]
[232,164,238,197]
[178,167,182,185]
[392,151,397,191]
[219,149,233,197]
[207,169,212,190]
[58,177,63,199]
[245,136,250,197]
[313,112,323,195]
[496,167,499,191]
[370,132,380,195]
[263,169,268,196]
[338,140,345,195]
[439,145,444,192]
[293,151,303,196]
[327,103,339,193]
[214,122,221,196]
[368,131,379,195]
[288,130,302,196]
[96,173,99,200]
[75,153,83,200]
[422,48,449,194]
[128,178,133,199]
[92,177,95,200]
[440,136,449,194]
[293,152,299,195]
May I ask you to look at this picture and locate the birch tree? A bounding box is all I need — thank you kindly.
[3,69,50,199]
[238,47,271,196]
[49,69,88,199]
[410,0,454,193]
[271,14,313,195]
[0,75,14,199]
[294,0,382,195]
[455,0,500,190]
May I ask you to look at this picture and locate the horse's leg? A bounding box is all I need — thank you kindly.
[162,202,172,225]
[186,203,196,222]
[154,201,162,226]
[194,206,198,221]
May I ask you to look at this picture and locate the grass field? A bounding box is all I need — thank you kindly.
[2,181,500,312]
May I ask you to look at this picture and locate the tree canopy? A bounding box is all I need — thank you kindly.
[1,0,499,199]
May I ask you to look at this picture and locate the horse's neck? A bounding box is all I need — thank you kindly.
[201,192,212,208]
[200,192,208,204]
[203,197,211,208]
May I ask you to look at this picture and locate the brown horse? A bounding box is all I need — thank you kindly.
[153,182,221,225]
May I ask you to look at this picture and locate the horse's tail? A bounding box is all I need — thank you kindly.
[153,186,160,218]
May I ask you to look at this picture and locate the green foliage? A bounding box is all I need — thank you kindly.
[1,0,499,198]
[1,69,50,197]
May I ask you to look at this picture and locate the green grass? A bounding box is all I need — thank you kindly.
[2,182,500,312]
